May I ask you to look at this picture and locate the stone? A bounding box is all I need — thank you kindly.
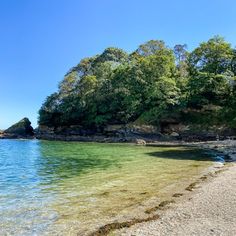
[135,139,146,145]
[104,125,124,133]
[170,132,179,137]
[4,117,34,136]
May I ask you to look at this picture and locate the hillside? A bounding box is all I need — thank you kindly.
[37,36,236,141]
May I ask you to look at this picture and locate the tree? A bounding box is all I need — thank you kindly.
[188,36,234,75]
[132,42,180,123]
[58,71,78,98]
[231,49,236,75]
[174,44,188,65]
[94,47,128,64]
[135,40,166,57]
[38,93,61,127]
[187,72,233,108]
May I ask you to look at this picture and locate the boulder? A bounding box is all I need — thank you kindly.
[4,118,34,136]
[170,132,180,137]
[135,139,146,145]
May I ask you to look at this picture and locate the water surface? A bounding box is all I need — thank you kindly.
[0,140,214,235]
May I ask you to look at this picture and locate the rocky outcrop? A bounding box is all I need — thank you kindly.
[0,118,34,139]
[35,122,235,143]
[35,125,124,142]
[35,124,163,142]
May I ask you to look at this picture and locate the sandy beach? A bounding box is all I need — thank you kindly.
[114,144,236,236]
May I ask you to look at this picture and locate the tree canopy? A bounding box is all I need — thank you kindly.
[38,36,236,130]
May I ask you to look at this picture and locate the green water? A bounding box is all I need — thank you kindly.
[0,140,215,235]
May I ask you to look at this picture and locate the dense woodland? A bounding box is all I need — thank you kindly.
[38,36,236,131]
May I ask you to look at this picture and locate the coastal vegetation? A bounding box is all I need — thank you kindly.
[38,36,236,133]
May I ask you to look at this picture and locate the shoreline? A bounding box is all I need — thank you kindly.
[114,162,236,236]
[88,141,236,236]
[89,162,230,236]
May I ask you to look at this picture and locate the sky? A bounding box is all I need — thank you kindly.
[0,0,236,129]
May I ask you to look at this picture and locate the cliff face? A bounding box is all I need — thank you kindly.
[1,118,34,139]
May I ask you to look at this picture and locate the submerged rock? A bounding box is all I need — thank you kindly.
[4,117,34,137]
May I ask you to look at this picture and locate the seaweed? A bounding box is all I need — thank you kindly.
[172,193,183,198]
[89,214,160,236]
[185,182,199,191]
[145,200,175,214]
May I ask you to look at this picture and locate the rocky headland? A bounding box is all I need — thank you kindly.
[0,117,34,139]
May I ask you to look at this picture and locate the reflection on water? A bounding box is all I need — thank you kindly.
[0,140,214,235]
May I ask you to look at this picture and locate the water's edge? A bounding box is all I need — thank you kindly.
[89,142,234,236]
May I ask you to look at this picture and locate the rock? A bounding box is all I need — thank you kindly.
[170,132,179,137]
[104,125,124,133]
[135,139,146,145]
[127,125,159,134]
[35,125,98,138]
[4,118,34,136]
[35,124,163,142]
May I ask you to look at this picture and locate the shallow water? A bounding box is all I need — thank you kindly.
[0,140,215,235]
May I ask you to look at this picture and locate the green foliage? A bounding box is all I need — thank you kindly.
[94,47,128,64]
[188,36,234,75]
[187,72,233,108]
[135,40,166,57]
[39,93,61,127]
[38,36,236,130]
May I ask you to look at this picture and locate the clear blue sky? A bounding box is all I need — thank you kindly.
[0,0,236,129]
